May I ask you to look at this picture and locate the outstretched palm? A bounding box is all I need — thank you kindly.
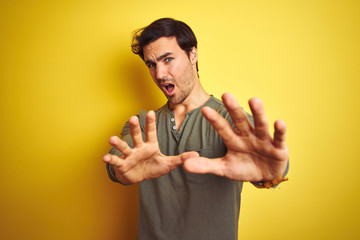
[183,93,289,182]
[103,111,198,185]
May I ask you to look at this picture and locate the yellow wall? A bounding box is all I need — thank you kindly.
[0,0,359,239]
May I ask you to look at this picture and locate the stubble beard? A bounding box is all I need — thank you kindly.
[167,65,196,106]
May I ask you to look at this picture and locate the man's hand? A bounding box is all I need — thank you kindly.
[183,93,289,182]
[103,110,199,185]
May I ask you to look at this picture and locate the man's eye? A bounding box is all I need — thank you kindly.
[164,57,173,63]
[147,63,155,68]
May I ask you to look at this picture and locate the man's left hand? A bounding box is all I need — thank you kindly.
[183,93,289,182]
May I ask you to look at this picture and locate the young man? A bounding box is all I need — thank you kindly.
[103,18,289,240]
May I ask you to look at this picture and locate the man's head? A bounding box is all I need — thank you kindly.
[131,18,204,106]
[131,18,199,73]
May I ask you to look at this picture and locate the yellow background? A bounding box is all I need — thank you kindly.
[1,0,359,239]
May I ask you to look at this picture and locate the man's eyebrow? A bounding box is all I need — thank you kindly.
[145,52,173,65]
[157,52,173,61]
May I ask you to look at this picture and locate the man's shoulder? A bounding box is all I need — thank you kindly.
[137,104,167,117]
[207,95,253,125]
[207,96,225,110]
[136,104,168,128]
[206,96,229,117]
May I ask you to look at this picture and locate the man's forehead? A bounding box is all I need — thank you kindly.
[143,37,181,60]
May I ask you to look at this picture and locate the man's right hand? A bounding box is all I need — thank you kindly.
[103,110,199,185]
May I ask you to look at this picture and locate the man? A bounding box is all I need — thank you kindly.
[103,18,289,240]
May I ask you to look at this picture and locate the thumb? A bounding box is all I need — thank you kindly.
[165,151,199,170]
[180,151,200,161]
[183,156,224,176]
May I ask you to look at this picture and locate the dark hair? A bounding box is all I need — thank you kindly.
[131,18,199,72]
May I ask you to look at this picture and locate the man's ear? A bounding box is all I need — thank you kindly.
[189,47,198,64]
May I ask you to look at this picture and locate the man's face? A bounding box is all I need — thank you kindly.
[143,37,197,106]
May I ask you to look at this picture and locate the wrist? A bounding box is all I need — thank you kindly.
[251,175,288,189]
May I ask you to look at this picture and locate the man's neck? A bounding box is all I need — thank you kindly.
[169,84,210,114]
[169,82,210,130]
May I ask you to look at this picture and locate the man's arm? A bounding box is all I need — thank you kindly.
[183,93,289,184]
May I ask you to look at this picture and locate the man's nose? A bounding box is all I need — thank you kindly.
[155,65,168,80]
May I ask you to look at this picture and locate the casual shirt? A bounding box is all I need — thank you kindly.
[107,96,254,240]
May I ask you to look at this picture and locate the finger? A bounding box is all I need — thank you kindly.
[273,119,287,149]
[248,98,270,139]
[109,136,132,157]
[163,151,201,172]
[179,151,200,162]
[103,153,135,174]
[159,152,199,171]
[145,111,158,143]
[222,93,252,136]
[183,157,224,176]
[164,155,185,171]
[103,153,124,167]
[201,106,237,143]
[129,116,144,147]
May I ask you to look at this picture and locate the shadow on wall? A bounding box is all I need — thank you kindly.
[120,53,166,112]
[96,54,165,239]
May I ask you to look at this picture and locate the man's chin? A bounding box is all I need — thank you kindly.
[168,96,187,106]
[165,95,175,103]
[165,94,175,100]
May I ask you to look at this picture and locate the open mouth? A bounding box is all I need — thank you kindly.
[162,83,175,96]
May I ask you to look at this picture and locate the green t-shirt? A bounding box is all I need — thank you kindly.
[107,96,253,240]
